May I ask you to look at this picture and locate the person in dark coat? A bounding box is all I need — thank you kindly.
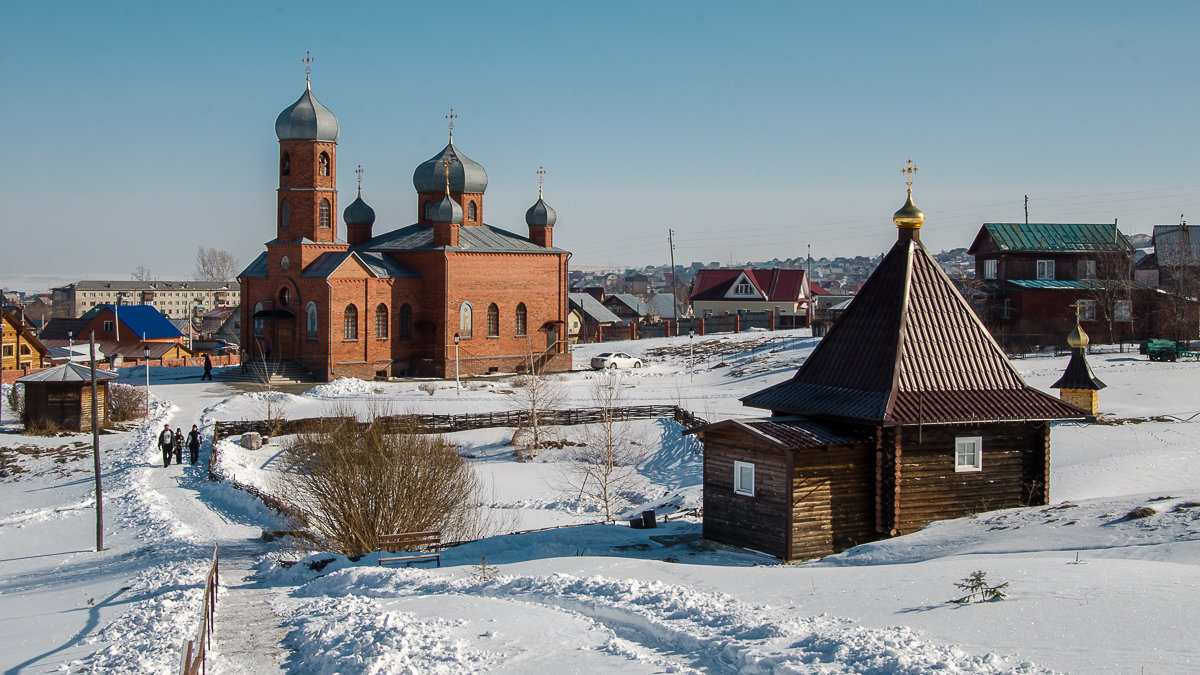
[202,354,213,381]
[173,428,184,464]
[187,425,201,465]
[158,425,174,468]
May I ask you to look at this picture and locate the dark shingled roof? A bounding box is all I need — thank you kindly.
[358,223,566,254]
[688,416,874,449]
[1051,349,1106,391]
[17,362,119,383]
[744,231,1084,426]
[299,251,418,279]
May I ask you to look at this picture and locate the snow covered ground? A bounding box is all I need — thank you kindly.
[1,331,1198,673]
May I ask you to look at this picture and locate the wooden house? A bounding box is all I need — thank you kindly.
[692,177,1085,561]
[691,268,811,327]
[2,310,49,382]
[17,362,118,432]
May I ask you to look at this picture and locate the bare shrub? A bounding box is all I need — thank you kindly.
[1122,506,1156,520]
[506,340,567,460]
[556,375,651,522]
[107,383,148,422]
[252,355,288,437]
[418,382,437,396]
[276,406,486,556]
[6,384,24,421]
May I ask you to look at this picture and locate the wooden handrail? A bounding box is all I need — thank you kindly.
[181,545,219,675]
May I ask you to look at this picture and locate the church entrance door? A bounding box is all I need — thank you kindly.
[277,323,294,360]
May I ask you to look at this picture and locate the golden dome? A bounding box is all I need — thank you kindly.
[893,189,925,229]
[1067,322,1090,349]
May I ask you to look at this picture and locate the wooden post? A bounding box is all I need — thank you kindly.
[89,331,103,552]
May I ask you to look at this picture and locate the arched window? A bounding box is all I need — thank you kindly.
[319,199,331,229]
[375,304,389,339]
[467,201,477,221]
[343,304,358,340]
[459,301,473,339]
[319,152,330,176]
[306,302,318,340]
[397,304,412,339]
[515,303,527,336]
[281,152,290,176]
[279,287,290,306]
[253,302,264,337]
[486,303,499,337]
[280,200,290,229]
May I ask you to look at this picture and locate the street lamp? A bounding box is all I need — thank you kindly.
[68,330,74,358]
[689,329,695,382]
[453,333,461,395]
[143,343,151,419]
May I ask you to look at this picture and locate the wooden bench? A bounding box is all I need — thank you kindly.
[378,531,442,567]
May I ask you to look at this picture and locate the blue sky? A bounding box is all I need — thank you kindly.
[4,1,1199,289]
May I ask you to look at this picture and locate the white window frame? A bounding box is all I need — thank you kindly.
[733,460,755,496]
[983,259,997,280]
[1036,259,1055,280]
[1077,299,1096,322]
[955,436,983,472]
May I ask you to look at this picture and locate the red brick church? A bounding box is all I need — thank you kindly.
[240,74,571,381]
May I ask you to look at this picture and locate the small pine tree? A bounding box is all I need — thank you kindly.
[469,556,498,583]
[949,570,1009,604]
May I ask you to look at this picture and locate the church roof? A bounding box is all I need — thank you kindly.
[275,87,340,142]
[687,417,873,449]
[358,223,566,254]
[300,251,418,279]
[412,143,488,194]
[1051,349,1106,391]
[744,215,1084,426]
[240,252,268,278]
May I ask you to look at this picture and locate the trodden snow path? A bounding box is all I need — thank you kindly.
[207,541,290,674]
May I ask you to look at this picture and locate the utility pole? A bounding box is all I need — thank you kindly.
[807,244,813,330]
[89,331,103,552]
[668,229,679,333]
[1024,195,1029,224]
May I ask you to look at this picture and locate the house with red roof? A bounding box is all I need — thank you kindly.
[690,268,813,327]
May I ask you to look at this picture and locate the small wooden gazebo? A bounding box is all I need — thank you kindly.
[16,362,118,432]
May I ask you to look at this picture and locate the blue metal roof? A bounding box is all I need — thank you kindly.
[240,252,268,278]
[105,305,183,340]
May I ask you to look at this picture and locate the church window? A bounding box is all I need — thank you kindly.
[515,303,527,336]
[253,302,264,337]
[343,304,358,340]
[468,201,477,221]
[486,303,499,337]
[319,152,330,176]
[306,302,318,340]
[281,152,290,177]
[375,304,389,339]
[319,199,331,228]
[279,288,290,306]
[459,302,473,339]
[397,304,412,339]
[280,200,290,229]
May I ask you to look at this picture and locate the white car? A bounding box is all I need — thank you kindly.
[590,352,643,370]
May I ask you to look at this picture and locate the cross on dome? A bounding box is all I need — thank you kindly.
[901,157,918,190]
[445,108,457,142]
[355,164,364,195]
[537,166,546,198]
[302,50,314,89]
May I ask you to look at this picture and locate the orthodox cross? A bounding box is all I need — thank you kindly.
[537,166,546,199]
[901,157,918,189]
[442,155,458,195]
[445,108,457,142]
[302,51,314,87]
[355,164,364,195]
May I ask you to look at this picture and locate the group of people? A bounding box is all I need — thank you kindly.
[158,424,201,467]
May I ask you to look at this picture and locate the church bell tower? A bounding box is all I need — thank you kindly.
[275,53,340,243]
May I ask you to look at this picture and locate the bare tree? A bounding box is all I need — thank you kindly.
[193,247,239,282]
[506,339,568,460]
[1084,251,1134,343]
[557,374,650,522]
[276,408,485,556]
[131,265,152,282]
[251,351,288,438]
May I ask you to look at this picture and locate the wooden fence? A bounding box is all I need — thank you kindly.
[180,546,219,675]
[213,404,708,440]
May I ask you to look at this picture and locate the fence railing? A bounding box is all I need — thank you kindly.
[180,545,219,675]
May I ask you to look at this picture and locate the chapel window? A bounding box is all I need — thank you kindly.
[319,199,331,229]
[280,200,290,229]
[515,303,527,336]
[344,304,358,341]
[319,152,330,176]
[468,201,477,221]
[397,304,412,339]
[375,304,389,339]
[487,303,499,337]
[281,152,291,177]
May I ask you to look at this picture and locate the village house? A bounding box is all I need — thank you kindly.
[1,310,49,383]
[966,222,1166,346]
[602,294,650,324]
[567,293,621,344]
[691,172,1084,561]
[38,305,192,363]
[690,268,812,328]
[239,75,570,381]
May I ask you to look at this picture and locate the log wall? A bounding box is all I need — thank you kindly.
[790,443,877,560]
[701,427,789,559]
[885,422,1048,534]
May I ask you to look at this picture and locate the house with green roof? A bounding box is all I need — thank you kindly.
[967,222,1175,345]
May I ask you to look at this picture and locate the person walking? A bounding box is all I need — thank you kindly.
[158,425,174,468]
[173,428,184,465]
[202,353,213,381]
[187,425,201,465]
